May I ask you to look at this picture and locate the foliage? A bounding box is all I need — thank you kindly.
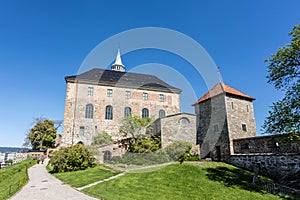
[83,163,280,200]
[119,116,153,142]
[263,24,300,135]
[52,165,120,188]
[184,154,201,161]
[0,158,36,199]
[25,119,57,150]
[5,159,13,164]
[49,144,96,173]
[108,150,171,166]
[128,136,161,153]
[164,141,192,161]
[91,131,113,146]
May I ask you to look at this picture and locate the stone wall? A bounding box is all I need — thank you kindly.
[96,142,127,164]
[230,134,300,189]
[230,154,300,187]
[233,134,300,154]
[62,82,180,146]
[153,113,199,155]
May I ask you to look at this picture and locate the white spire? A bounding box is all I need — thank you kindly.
[111,48,125,72]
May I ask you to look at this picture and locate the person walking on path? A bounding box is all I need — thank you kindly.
[10,159,98,200]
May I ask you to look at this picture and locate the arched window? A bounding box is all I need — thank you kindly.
[105,105,113,120]
[124,107,131,117]
[142,108,149,118]
[103,151,111,161]
[85,104,94,118]
[180,117,190,125]
[159,109,165,118]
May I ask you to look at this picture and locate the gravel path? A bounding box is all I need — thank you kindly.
[9,159,98,200]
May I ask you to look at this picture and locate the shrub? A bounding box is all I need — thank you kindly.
[107,150,170,165]
[92,131,113,146]
[128,136,161,153]
[49,144,96,173]
[164,141,192,161]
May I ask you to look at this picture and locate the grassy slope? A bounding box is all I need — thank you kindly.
[83,162,281,200]
[0,158,36,200]
[52,165,120,188]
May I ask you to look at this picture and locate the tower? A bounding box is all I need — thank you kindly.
[193,83,256,161]
[111,48,126,72]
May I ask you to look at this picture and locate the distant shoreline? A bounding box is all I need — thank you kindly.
[0,147,29,153]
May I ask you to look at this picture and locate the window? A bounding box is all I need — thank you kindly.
[159,109,165,118]
[180,117,190,125]
[231,102,234,110]
[79,126,85,136]
[142,108,149,118]
[143,92,148,100]
[159,94,164,102]
[214,124,219,132]
[246,105,249,112]
[105,105,113,120]
[104,151,112,161]
[85,104,94,118]
[124,107,131,117]
[107,89,113,97]
[125,91,131,99]
[242,124,247,132]
[88,87,94,96]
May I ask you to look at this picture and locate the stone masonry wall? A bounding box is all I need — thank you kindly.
[62,82,180,146]
[154,113,199,155]
[233,134,300,154]
[230,154,300,185]
[225,95,256,155]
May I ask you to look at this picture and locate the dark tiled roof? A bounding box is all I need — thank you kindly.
[193,82,255,105]
[65,68,181,93]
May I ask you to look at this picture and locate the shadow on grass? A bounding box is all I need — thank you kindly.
[205,166,257,191]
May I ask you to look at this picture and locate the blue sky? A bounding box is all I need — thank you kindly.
[0,1,299,147]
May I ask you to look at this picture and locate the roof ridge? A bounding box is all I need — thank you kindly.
[193,82,255,105]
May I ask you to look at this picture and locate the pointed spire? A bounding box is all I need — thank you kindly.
[111,48,126,72]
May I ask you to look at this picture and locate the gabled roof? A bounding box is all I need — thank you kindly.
[193,83,255,105]
[65,68,181,94]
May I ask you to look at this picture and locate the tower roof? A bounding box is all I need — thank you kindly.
[193,83,255,105]
[111,48,125,72]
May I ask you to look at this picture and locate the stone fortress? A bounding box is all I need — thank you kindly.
[61,49,299,188]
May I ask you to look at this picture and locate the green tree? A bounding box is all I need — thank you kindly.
[263,24,300,135]
[91,131,113,146]
[119,116,152,144]
[26,119,57,150]
[49,144,96,173]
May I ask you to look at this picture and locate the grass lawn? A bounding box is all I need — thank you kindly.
[52,165,121,188]
[83,162,281,200]
[0,158,36,200]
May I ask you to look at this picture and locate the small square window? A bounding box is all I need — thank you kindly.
[79,126,85,136]
[88,87,94,96]
[107,89,113,97]
[159,94,164,102]
[242,124,247,132]
[125,91,131,99]
[143,92,148,100]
